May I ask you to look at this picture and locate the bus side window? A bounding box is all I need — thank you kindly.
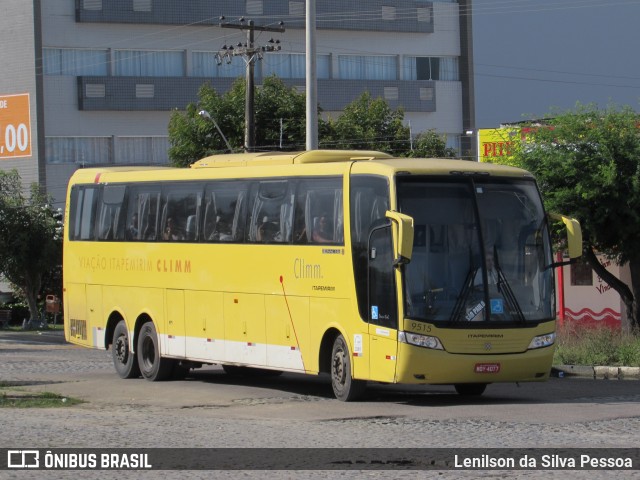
[162,185,201,242]
[97,185,126,241]
[230,190,247,242]
[127,188,161,241]
[69,186,99,241]
[293,177,343,245]
[202,191,218,241]
[203,181,249,243]
[249,180,291,243]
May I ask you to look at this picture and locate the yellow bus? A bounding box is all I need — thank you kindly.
[63,150,581,401]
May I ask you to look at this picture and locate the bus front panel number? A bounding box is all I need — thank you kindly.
[409,322,431,333]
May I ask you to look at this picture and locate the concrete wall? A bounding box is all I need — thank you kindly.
[0,0,41,189]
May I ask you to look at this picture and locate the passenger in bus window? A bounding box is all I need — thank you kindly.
[127,213,139,240]
[210,215,233,242]
[312,213,333,243]
[163,217,183,241]
[143,214,157,240]
[257,216,277,242]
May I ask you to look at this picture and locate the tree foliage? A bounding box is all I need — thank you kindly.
[406,130,458,158]
[321,92,410,155]
[168,76,308,167]
[0,170,62,325]
[511,104,640,330]
[168,77,460,166]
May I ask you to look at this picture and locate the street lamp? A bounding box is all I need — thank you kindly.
[198,110,233,153]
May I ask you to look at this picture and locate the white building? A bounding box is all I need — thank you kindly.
[0,0,475,208]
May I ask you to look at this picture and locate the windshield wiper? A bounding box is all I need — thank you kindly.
[449,262,478,323]
[493,246,526,323]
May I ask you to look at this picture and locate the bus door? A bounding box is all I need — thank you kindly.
[86,284,104,349]
[165,289,186,358]
[367,223,399,383]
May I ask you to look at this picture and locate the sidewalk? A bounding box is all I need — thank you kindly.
[552,364,640,380]
[0,328,66,345]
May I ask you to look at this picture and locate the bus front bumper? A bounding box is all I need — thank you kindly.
[394,342,555,385]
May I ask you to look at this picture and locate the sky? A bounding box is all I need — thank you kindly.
[472,0,640,128]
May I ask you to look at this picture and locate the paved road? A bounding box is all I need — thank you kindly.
[1,331,639,479]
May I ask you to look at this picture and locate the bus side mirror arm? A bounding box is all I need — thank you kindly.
[385,210,414,267]
[548,213,582,259]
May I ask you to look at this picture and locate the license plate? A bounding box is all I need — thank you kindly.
[475,363,500,373]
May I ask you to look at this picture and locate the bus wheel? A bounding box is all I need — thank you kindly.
[454,383,487,396]
[331,334,366,401]
[137,321,174,381]
[112,320,140,379]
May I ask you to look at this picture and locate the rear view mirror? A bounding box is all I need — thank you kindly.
[549,213,582,259]
[385,210,414,266]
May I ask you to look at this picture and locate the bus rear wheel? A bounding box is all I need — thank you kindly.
[112,320,140,379]
[454,383,487,396]
[137,321,174,381]
[331,334,366,401]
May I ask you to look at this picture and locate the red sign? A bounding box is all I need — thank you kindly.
[474,363,501,374]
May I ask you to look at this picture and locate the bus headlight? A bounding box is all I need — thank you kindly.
[528,332,556,350]
[399,331,444,350]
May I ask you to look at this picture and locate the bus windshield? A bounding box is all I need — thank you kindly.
[398,177,554,325]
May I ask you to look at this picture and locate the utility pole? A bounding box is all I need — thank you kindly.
[217,18,285,152]
[306,0,318,150]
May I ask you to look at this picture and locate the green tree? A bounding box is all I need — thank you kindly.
[255,75,307,149]
[322,92,410,155]
[168,76,309,167]
[0,170,62,326]
[406,129,458,158]
[511,104,640,330]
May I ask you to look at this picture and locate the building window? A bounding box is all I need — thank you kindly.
[419,87,434,101]
[192,52,245,78]
[289,1,304,16]
[404,56,458,81]
[45,137,112,165]
[246,0,263,15]
[262,53,330,79]
[135,84,155,98]
[43,48,108,76]
[417,6,432,23]
[570,258,593,286]
[115,137,170,165]
[338,55,396,80]
[83,0,102,11]
[85,84,106,98]
[133,0,152,12]
[382,6,396,20]
[383,86,398,101]
[114,50,184,77]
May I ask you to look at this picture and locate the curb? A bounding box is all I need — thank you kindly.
[552,365,640,380]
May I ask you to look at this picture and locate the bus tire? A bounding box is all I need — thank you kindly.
[137,321,174,381]
[454,383,487,396]
[331,334,366,401]
[112,320,140,379]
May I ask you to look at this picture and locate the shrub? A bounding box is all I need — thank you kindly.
[554,323,640,366]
